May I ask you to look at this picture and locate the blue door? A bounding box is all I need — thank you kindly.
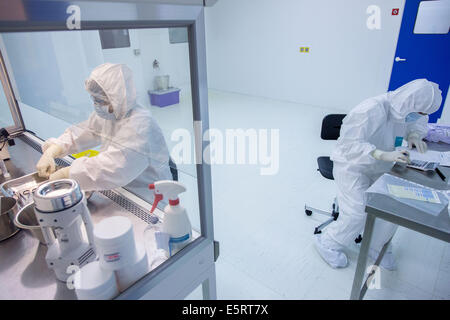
[388,0,450,123]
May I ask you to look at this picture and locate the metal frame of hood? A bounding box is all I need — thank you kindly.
[0,48,24,135]
[71,0,218,6]
[0,0,215,299]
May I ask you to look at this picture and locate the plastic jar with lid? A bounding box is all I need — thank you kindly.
[115,243,149,292]
[74,261,118,300]
[94,216,138,271]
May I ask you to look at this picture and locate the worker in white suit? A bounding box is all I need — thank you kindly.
[36,63,172,194]
[315,79,443,270]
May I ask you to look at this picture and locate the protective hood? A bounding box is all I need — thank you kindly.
[387,79,442,120]
[85,63,137,120]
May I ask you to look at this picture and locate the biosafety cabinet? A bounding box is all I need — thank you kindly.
[0,0,218,300]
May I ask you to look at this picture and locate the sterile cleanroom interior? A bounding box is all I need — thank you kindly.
[0,0,449,300]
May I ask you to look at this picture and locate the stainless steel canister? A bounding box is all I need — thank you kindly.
[14,202,51,244]
[33,179,83,213]
[0,196,19,241]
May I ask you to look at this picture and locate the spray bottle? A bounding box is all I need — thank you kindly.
[148,180,192,257]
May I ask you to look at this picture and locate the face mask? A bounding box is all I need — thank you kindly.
[405,112,423,123]
[94,103,116,120]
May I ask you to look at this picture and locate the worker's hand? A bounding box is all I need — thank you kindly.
[36,153,56,178]
[372,149,411,164]
[407,133,428,153]
[49,167,70,181]
[381,150,411,164]
[36,143,64,178]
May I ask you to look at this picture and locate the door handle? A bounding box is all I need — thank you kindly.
[395,57,406,62]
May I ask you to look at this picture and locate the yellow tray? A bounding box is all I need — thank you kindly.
[71,150,99,158]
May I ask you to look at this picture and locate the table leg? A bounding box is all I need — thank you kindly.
[350,213,375,300]
[202,264,217,300]
[359,237,392,298]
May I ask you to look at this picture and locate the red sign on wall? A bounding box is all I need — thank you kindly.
[392,8,399,15]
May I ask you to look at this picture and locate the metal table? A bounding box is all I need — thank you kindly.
[0,136,216,300]
[350,147,450,300]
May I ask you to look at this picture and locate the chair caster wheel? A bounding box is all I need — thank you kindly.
[305,209,313,216]
[314,228,321,235]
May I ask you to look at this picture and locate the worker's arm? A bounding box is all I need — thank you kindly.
[68,141,149,191]
[331,102,386,165]
[43,113,103,157]
[405,114,429,153]
[405,114,428,139]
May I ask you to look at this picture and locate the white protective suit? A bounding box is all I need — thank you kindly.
[43,63,172,195]
[323,79,442,253]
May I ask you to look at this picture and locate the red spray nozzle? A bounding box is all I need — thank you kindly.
[149,180,186,213]
[150,193,163,213]
[149,183,162,213]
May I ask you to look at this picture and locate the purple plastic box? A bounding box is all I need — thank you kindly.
[148,88,181,107]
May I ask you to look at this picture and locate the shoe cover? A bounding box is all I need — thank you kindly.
[369,247,397,271]
[314,234,348,268]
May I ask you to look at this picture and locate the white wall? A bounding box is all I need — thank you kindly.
[205,0,405,111]
[136,28,192,105]
[1,31,100,126]
[0,28,191,134]
[437,85,450,124]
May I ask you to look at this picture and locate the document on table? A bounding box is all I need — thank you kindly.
[397,147,450,167]
[387,184,441,204]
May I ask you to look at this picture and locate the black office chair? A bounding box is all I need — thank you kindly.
[169,157,178,181]
[304,114,363,244]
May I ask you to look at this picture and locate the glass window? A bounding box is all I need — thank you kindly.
[99,29,131,49]
[0,27,201,236]
[169,27,188,44]
[0,83,14,128]
[414,0,450,34]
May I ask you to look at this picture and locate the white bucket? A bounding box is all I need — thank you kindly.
[94,216,137,271]
[74,261,118,300]
[155,75,170,91]
[115,243,149,292]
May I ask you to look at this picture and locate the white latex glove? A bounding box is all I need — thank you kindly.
[372,149,411,164]
[407,132,428,153]
[49,166,70,181]
[36,144,63,178]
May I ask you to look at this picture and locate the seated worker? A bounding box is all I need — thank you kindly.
[315,79,442,270]
[36,63,173,195]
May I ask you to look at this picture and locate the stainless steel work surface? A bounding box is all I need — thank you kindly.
[389,162,450,190]
[0,192,151,299]
[0,137,152,299]
[390,141,450,189]
[352,143,450,300]
[366,193,450,242]
[365,142,450,243]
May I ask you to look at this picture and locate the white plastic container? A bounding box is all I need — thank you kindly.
[148,181,192,258]
[115,243,149,292]
[74,261,118,300]
[155,75,169,90]
[94,216,137,271]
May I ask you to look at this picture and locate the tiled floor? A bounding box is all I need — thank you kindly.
[187,89,450,300]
